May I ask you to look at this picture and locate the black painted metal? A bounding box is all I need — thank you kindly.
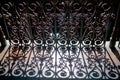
[118,39,120,48]
[110,2,120,48]
[0,0,117,46]
[0,26,6,52]
[0,0,120,79]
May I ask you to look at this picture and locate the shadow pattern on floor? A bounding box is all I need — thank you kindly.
[0,45,120,80]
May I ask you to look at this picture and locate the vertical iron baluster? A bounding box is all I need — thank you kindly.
[110,3,120,48]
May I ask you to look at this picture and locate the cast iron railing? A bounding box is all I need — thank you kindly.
[0,0,120,80]
[0,0,118,46]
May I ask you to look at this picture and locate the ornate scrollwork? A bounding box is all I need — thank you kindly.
[0,0,119,80]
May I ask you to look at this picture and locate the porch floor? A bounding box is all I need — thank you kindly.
[0,41,120,80]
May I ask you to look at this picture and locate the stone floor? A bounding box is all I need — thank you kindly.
[0,41,120,80]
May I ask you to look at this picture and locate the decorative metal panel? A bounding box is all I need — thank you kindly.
[0,0,116,46]
[0,0,120,80]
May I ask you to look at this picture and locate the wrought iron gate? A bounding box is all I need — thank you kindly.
[0,0,120,79]
[0,0,117,46]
